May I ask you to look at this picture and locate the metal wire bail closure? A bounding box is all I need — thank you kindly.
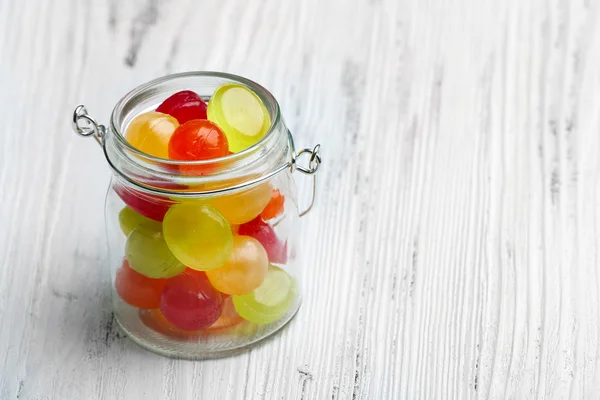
[292,144,321,217]
[70,105,321,217]
[72,105,105,146]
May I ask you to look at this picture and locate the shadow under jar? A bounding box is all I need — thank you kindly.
[72,72,321,359]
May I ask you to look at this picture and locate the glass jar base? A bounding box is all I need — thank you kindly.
[113,297,301,360]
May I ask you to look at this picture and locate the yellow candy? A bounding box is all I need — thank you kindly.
[125,111,179,158]
[206,236,269,295]
[207,84,271,153]
[163,203,233,271]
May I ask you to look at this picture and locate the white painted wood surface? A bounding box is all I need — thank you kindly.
[1,0,600,398]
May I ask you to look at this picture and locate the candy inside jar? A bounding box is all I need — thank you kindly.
[117,84,295,329]
[76,73,322,359]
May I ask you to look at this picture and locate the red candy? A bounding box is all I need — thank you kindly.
[160,269,224,330]
[139,297,243,339]
[156,90,208,124]
[115,260,167,309]
[114,183,172,222]
[238,217,287,264]
[168,120,229,175]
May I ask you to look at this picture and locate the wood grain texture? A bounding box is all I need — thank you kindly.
[1,0,600,398]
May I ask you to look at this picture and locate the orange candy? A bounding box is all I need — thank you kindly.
[125,112,179,158]
[168,119,229,175]
[115,260,167,309]
[260,189,285,220]
[172,180,272,225]
[206,236,269,295]
[205,183,272,225]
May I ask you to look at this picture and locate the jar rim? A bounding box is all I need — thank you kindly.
[104,71,291,197]
[109,71,282,167]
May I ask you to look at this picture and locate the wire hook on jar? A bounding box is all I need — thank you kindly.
[72,105,105,146]
[292,144,321,217]
[295,144,321,175]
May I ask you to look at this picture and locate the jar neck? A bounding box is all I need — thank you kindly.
[103,72,290,196]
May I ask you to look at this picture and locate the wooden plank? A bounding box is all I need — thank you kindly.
[1,0,599,398]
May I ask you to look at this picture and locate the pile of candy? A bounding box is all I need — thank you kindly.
[114,84,296,334]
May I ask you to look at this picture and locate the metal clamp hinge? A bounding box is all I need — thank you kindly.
[290,143,322,217]
[72,105,105,146]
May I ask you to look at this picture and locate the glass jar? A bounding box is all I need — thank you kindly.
[71,72,321,359]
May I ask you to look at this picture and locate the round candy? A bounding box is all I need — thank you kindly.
[160,270,224,331]
[118,206,160,236]
[125,111,179,158]
[207,297,244,330]
[156,90,208,124]
[115,260,167,309]
[232,265,296,325]
[205,183,272,225]
[163,203,233,271]
[168,119,229,175]
[207,84,271,153]
[238,217,287,264]
[126,223,185,278]
[114,183,173,222]
[140,297,243,339]
[260,189,285,221]
[206,236,269,295]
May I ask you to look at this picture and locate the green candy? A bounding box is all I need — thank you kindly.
[118,206,160,237]
[207,84,271,153]
[232,265,296,325]
[126,223,185,279]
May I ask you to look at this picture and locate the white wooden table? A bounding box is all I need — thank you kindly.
[2,0,600,398]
